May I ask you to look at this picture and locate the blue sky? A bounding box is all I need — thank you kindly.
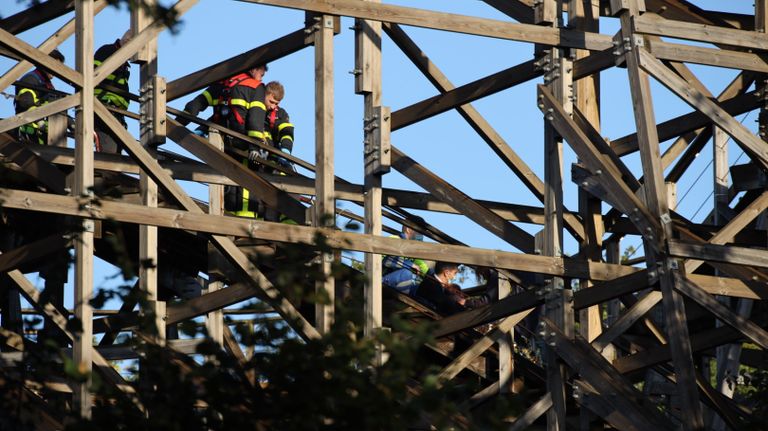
[0,1,759,296]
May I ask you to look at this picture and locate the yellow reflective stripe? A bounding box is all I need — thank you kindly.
[264,132,273,140]
[106,73,116,81]
[18,88,38,104]
[230,98,248,108]
[249,100,266,110]
[277,122,293,132]
[203,90,213,106]
[116,78,127,85]
[94,60,103,66]
[281,135,293,143]
[247,130,264,139]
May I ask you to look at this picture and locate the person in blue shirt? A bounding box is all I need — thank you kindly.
[382,219,430,296]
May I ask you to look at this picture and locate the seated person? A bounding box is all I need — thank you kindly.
[413,261,464,316]
[382,221,429,295]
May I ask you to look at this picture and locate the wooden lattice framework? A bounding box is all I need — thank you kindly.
[0,0,767,429]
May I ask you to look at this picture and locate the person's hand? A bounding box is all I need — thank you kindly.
[248,149,261,163]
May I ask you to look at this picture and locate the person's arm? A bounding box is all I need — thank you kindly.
[246,85,267,142]
[14,87,38,113]
[276,108,294,153]
[181,88,213,125]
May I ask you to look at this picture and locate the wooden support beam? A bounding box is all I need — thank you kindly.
[384,23,585,242]
[357,1,384,351]
[591,290,662,352]
[0,94,80,135]
[0,233,71,274]
[633,13,768,51]
[674,274,768,349]
[483,0,535,24]
[543,318,674,430]
[437,310,531,382]
[390,146,535,253]
[134,1,164,345]
[508,394,553,431]
[611,88,757,157]
[671,240,768,269]
[314,13,335,334]
[638,48,768,171]
[648,39,768,73]
[92,102,320,341]
[0,188,640,282]
[166,118,307,224]
[206,130,225,346]
[538,85,661,243]
[618,1,703,427]
[0,133,68,194]
[390,58,539,131]
[0,1,107,94]
[73,0,95,418]
[0,27,83,87]
[0,1,74,34]
[166,28,315,101]
[241,0,613,51]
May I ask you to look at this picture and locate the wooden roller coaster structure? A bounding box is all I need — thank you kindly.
[0,0,767,429]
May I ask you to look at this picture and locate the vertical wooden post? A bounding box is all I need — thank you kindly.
[497,274,514,393]
[74,0,95,418]
[712,127,728,226]
[616,0,704,428]
[570,0,603,348]
[134,1,165,344]
[314,14,335,334]
[356,0,384,360]
[603,239,621,362]
[543,34,572,430]
[207,129,225,346]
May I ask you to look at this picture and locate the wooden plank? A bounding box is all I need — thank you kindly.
[612,90,758,157]
[638,48,768,171]
[482,0,535,24]
[619,2,703,426]
[0,27,83,87]
[206,130,225,345]
[0,1,107,94]
[574,380,646,431]
[166,28,314,101]
[0,94,80,135]
[538,85,661,243]
[135,3,164,345]
[633,13,768,51]
[674,273,768,349]
[166,118,306,223]
[543,318,674,430]
[0,233,71,273]
[0,0,74,34]
[357,4,384,348]
[649,39,768,74]
[0,133,68,194]
[7,270,143,410]
[73,0,95,418]
[391,146,535,253]
[438,310,530,382]
[390,58,540,131]
[314,14,335,333]
[671,240,768,269]
[508,394,553,431]
[92,102,320,341]
[384,23,585,242]
[688,273,768,300]
[0,187,640,281]
[591,290,661,352]
[241,0,613,51]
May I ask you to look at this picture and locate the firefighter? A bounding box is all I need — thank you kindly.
[263,81,295,173]
[94,30,132,154]
[183,64,270,218]
[13,49,66,145]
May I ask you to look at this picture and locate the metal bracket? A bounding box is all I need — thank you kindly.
[364,106,391,175]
